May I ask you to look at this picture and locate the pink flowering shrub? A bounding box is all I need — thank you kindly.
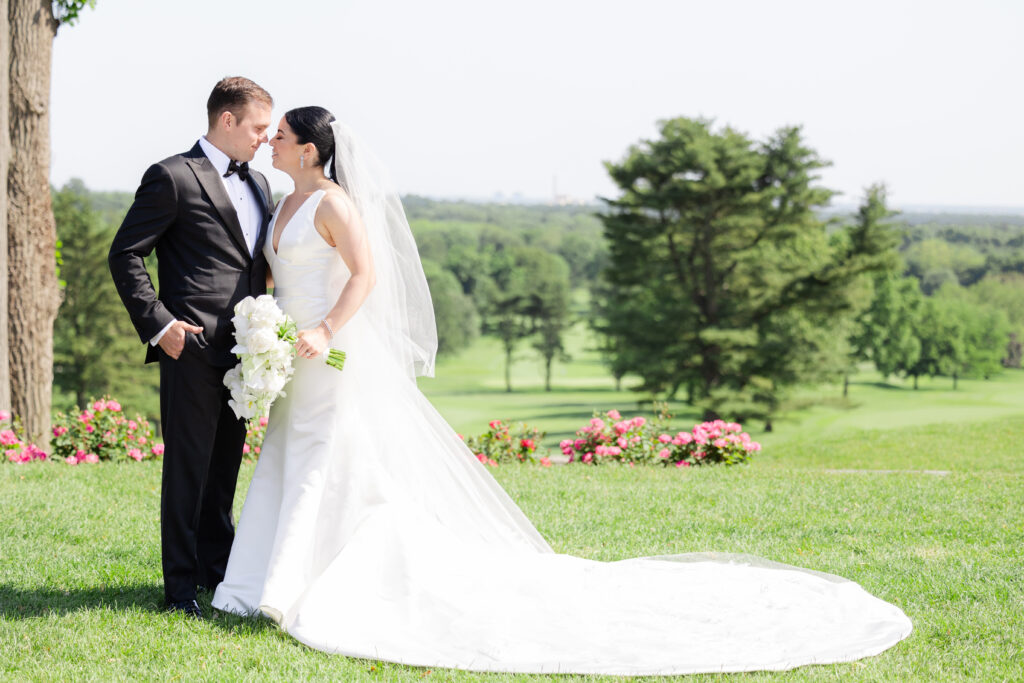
[463,420,548,467]
[243,415,269,461]
[50,397,164,464]
[1,410,48,463]
[560,408,761,468]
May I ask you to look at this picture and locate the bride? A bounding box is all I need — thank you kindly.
[211,106,912,675]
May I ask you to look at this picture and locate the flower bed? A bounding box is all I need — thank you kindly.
[461,420,551,467]
[559,408,761,467]
[51,398,163,464]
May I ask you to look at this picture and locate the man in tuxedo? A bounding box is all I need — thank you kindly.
[109,77,274,617]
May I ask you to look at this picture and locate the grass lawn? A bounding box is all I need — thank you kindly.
[2,409,1022,681]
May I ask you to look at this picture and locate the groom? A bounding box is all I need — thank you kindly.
[109,77,274,617]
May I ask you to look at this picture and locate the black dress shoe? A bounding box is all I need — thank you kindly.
[166,599,203,619]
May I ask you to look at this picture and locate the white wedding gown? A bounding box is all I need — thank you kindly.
[212,189,912,675]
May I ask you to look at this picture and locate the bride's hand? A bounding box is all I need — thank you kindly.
[295,326,330,359]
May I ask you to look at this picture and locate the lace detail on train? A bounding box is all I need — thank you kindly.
[211,198,912,674]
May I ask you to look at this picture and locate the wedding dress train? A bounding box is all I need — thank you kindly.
[212,189,912,674]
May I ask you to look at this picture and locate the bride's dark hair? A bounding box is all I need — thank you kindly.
[285,106,340,185]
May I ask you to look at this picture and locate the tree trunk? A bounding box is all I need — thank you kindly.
[614,374,622,392]
[8,0,60,447]
[912,374,918,390]
[953,372,958,391]
[543,354,552,392]
[842,372,849,398]
[504,342,512,393]
[0,0,11,413]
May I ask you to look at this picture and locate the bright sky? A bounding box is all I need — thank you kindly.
[51,0,1023,209]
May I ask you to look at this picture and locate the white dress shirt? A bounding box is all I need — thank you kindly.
[151,137,263,346]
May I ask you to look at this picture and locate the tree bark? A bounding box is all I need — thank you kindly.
[8,0,60,447]
[0,0,11,413]
[504,342,513,393]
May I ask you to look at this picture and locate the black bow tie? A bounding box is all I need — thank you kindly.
[224,159,249,182]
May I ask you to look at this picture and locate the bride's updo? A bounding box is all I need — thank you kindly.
[285,106,340,185]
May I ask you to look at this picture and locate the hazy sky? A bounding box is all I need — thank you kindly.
[51,0,1023,209]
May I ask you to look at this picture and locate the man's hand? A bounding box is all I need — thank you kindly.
[159,321,204,360]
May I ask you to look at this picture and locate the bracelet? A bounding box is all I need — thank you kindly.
[320,318,335,339]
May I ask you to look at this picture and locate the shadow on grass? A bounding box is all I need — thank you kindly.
[0,582,165,618]
[0,583,276,634]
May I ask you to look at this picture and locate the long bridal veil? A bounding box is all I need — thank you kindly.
[215,120,913,675]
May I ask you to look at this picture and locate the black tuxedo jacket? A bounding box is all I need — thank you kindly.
[109,142,272,367]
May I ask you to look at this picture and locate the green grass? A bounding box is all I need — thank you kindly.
[2,412,1022,681]
[6,330,1024,680]
[422,323,1024,450]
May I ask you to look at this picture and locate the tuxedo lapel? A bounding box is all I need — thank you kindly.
[248,175,272,257]
[184,146,251,261]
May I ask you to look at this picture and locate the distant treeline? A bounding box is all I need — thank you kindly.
[52,169,1024,424]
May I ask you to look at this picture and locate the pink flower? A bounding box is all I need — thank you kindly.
[559,439,573,449]
[106,400,122,412]
[128,448,144,461]
[694,450,705,459]
[539,456,552,467]
[574,439,586,450]
[673,433,693,446]
[151,444,165,456]
[242,444,251,454]
[520,438,534,450]
[84,453,99,464]
[127,420,138,431]
[693,434,708,445]
[85,424,95,433]
[103,431,114,441]
[75,449,85,458]
[254,447,260,454]
[456,433,464,441]
[628,462,635,468]
[675,460,690,468]
[740,432,752,443]
[726,422,741,432]
[590,418,605,430]
[617,436,628,449]
[595,445,607,456]
[78,411,93,423]
[476,453,487,464]
[137,436,147,445]
[631,416,646,427]
[65,455,79,465]
[658,434,671,443]
[52,426,68,437]
[567,453,574,463]
[0,429,18,446]
[608,446,622,456]
[713,438,727,448]
[582,452,594,464]
[630,435,642,444]
[614,421,630,435]
[259,416,269,427]
[488,420,502,430]
[486,458,498,467]
[0,410,10,422]
[658,448,671,459]
[92,400,106,412]
[607,409,621,420]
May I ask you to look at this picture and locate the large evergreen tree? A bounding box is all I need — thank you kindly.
[597,118,898,420]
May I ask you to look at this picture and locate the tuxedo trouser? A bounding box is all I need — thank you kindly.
[158,343,246,604]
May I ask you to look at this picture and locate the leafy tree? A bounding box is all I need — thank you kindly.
[51,180,156,413]
[528,254,571,391]
[6,0,96,447]
[852,274,924,380]
[598,118,898,421]
[421,259,479,356]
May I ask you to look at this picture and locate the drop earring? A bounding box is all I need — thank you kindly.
[300,155,305,169]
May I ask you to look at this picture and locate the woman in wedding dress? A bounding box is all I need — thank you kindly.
[211,106,912,675]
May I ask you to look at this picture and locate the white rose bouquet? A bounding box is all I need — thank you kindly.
[223,295,346,420]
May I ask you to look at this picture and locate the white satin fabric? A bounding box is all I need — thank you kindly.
[212,191,912,674]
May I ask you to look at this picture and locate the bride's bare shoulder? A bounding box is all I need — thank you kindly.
[317,185,358,227]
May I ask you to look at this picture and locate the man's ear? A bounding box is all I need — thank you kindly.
[220,110,235,130]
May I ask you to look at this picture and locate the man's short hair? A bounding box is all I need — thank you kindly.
[207,77,273,129]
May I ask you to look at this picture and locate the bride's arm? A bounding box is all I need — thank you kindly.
[294,191,376,359]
